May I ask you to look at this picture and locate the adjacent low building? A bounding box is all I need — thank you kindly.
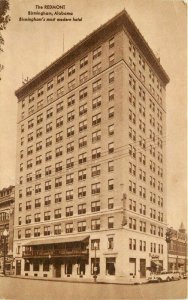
[168,223,187,273]
[0,186,15,274]
[13,10,169,281]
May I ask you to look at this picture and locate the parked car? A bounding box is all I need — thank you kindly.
[171,272,181,281]
[148,271,173,283]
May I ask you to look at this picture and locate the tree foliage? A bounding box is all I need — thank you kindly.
[0,0,10,79]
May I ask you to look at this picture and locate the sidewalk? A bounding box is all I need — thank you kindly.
[7,274,149,285]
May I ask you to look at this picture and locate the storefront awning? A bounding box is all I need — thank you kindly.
[151,261,162,267]
[24,235,90,246]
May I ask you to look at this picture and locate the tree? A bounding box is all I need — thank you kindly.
[0,0,10,79]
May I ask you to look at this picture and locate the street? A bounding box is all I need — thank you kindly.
[0,277,187,300]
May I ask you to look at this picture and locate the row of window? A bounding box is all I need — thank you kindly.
[129,40,163,93]
[129,238,164,254]
[129,216,164,232]
[18,216,115,239]
[21,69,115,119]
[19,179,114,200]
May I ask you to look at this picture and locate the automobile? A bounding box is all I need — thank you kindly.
[171,271,181,281]
[183,272,187,279]
[148,271,173,283]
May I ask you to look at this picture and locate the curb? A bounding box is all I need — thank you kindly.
[5,275,149,286]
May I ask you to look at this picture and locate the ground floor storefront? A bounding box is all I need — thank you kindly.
[168,255,187,273]
[13,231,167,281]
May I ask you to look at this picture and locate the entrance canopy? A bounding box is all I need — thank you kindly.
[151,260,162,267]
[24,235,89,247]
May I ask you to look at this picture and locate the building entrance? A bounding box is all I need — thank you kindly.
[140,259,146,278]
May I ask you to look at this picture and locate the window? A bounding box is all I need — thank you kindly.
[56,101,63,113]
[93,46,101,59]
[55,162,62,173]
[37,99,43,109]
[108,216,114,229]
[109,71,114,83]
[78,169,86,181]
[91,165,101,177]
[27,133,33,142]
[78,203,86,215]
[35,184,41,194]
[79,87,87,100]
[91,219,100,230]
[108,198,114,209]
[26,186,32,196]
[93,79,101,92]
[92,96,101,109]
[35,198,41,208]
[80,56,88,68]
[44,226,51,236]
[91,182,100,195]
[57,72,64,84]
[67,94,75,107]
[56,146,63,157]
[25,229,31,238]
[46,122,52,133]
[28,105,34,115]
[108,237,114,249]
[66,223,73,233]
[68,65,75,76]
[92,113,101,126]
[129,74,136,90]
[91,201,100,212]
[57,86,64,97]
[25,215,31,224]
[78,186,86,198]
[44,211,50,221]
[34,228,40,237]
[47,80,53,91]
[79,103,87,116]
[67,142,74,153]
[80,71,88,83]
[79,120,87,132]
[78,153,87,164]
[109,54,115,65]
[108,124,114,136]
[56,116,63,128]
[108,179,114,191]
[45,151,52,161]
[36,127,43,138]
[79,136,87,148]
[93,62,101,75]
[91,239,100,250]
[66,157,74,168]
[129,238,136,250]
[108,142,114,154]
[67,126,74,137]
[92,147,101,160]
[55,177,62,188]
[28,119,34,129]
[26,201,31,210]
[46,137,52,147]
[54,224,61,235]
[129,180,136,193]
[129,218,136,230]
[108,161,114,172]
[78,221,86,232]
[54,209,61,219]
[109,89,114,101]
[45,180,51,191]
[47,93,53,103]
[129,162,136,176]
[66,173,74,185]
[66,190,73,201]
[129,199,136,212]
[67,110,74,122]
[92,130,101,143]
[55,193,62,203]
[140,221,146,232]
[68,79,75,90]
[66,206,73,217]
[129,127,136,141]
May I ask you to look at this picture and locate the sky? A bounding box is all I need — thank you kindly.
[0,0,187,230]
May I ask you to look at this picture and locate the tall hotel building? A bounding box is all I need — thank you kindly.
[14,10,169,280]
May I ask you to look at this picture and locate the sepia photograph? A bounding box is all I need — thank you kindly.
[0,0,187,299]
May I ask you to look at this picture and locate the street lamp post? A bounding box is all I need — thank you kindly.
[93,242,97,283]
[2,228,9,276]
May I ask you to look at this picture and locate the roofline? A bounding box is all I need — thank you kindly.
[15,9,169,98]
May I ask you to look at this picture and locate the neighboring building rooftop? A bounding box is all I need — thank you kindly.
[15,9,170,99]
